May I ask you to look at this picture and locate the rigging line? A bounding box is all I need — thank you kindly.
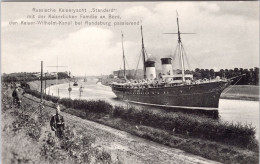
[181,42,202,69]
[182,46,190,70]
[174,43,179,70]
[143,49,148,59]
[134,49,142,70]
[172,44,177,69]
[134,50,142,78]
[222,77,243,95]
[172,43,179,62]
[177,43,181,69]
[182,44,186,73]
[123,48,130,70]
[142,47,149,59]
[181,44,191,70]
[125,57,130,70]
[119,60,122,71]
[178,44,182,71]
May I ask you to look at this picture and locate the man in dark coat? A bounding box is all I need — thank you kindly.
[50,104,65,138]
[12,87,21,107]
[12,87,18,101]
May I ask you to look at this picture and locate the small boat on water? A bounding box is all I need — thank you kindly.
[111,14,234,111]
[73,82,78,86]
[73,77,78,86]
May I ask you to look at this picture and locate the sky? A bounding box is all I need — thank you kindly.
[1,1,259,76]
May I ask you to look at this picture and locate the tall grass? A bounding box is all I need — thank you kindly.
[25,88,257,149]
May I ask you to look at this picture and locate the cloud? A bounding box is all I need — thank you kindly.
[122,6,152,19]
[120,2,259,70]
[46,27,140,76]
[2,27,138,75]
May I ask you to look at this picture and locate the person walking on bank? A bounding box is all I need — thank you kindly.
[12,87,21,108]
[50,103,65,138]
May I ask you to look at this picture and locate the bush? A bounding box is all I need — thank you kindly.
[59,98,73,108]
[60,98,113,114]
[111,106,257,149]
[113,105,126,118]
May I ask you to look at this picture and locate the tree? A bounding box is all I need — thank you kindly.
[249,69,256,85]
[223,69,228,78]
[2,75,18,82]
[255,67,259,85]
[193,72,202,80]
[57,72,70,79]
[185,69,192,74]
[209,69,215,79]
[205,69,210,79]
[195,68,200,73]
[109,74,114,79]
[219,69,224,78]
[200,69,205,79]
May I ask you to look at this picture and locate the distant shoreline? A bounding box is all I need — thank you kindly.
[220,85,259,101]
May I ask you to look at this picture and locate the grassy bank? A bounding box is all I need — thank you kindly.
[221,85,259,101]
[2,89,113,164]
[24,88,259,163]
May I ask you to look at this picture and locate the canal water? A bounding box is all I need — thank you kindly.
[47,80,259,138]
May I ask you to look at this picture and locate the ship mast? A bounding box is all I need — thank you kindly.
[164,11,195,83]
[176,14,186,82]
[141,26,146,79]
[121,32,126,79]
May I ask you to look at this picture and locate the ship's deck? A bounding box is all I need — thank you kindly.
[112,79,228,89]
